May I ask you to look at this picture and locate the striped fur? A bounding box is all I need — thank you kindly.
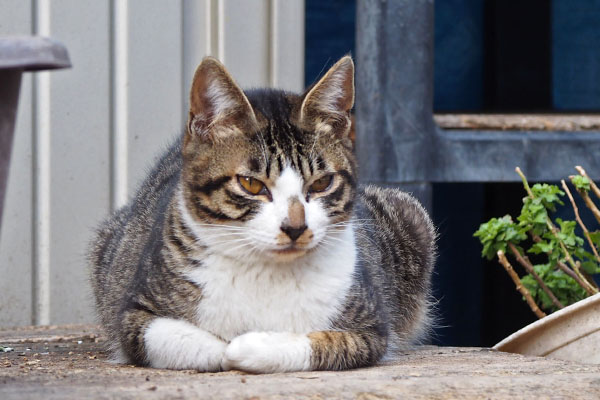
[89,56,436,372]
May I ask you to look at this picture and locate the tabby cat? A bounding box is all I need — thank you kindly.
[89,55,436,373]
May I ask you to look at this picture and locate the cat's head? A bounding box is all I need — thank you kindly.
[180,56,356,262]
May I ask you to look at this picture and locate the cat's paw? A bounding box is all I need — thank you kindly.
[221,331,312,373]
[144,318,227,371]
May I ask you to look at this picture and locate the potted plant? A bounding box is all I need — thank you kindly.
[474,166,600,364]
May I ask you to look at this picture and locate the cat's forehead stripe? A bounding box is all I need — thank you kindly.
[248,157,260,173]
[243,90,349,182]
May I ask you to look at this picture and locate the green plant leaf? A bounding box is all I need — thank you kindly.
[528,240,553,254]
[571,175,591,192]
[474,216,526,260]
[589,231,600,248]
[521,274,538,297]
[555,218,584,250]
[523,264,588,313]
[531,183,564,212]
[581,260,600,274]
[517,198,549,236]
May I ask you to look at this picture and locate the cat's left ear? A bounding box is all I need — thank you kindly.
[298,55,354,142]
[186,57,258,145]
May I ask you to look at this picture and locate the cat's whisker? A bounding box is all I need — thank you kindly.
[200,229,248,235]
[328,224,378,236]
[191,224,275,238]
[190,229,279,245]
[319,236,348,246]
[328,219,375,227]
[222,239,258,253]
[314,239,352,256]
[190,224,247,230]
[208,233,279,251]
[208,237,254,245]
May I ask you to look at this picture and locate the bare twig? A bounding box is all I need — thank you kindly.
[516,167,598,295]
[582,272,599,291]
[530,232,542,243]
[557,237,598,294]
[529,231,597,294]
[507,243,564,309]
[516,167,534,199]
[497,250,546,319]
[561,179,600,264]
[570,175,600,225]
[575,166,600,201]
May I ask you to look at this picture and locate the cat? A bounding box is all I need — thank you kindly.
[89,55,436,373]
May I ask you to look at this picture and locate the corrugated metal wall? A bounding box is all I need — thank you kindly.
[0,0,305,327]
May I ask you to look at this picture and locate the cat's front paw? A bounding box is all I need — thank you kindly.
[221,331,312,373]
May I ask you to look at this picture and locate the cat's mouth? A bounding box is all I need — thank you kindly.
[269,245,308,261]
[272,247,303,253]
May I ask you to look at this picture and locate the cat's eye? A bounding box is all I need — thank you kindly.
[238,176,267,195]
[310,175,333,193]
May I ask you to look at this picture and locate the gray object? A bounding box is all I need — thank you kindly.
[356,0,600,209]
[0,36,70,234]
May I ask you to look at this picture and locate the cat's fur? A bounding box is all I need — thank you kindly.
[89,56,436,373]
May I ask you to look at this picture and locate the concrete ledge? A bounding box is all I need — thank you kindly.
[1,325,600,399]
[435,113,600,132]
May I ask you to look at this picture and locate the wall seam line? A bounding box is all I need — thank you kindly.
[268,0,277,87]
[216,0,224,62]
[181,0,186,128]
[110,0,129,211]
[32,0,51,326]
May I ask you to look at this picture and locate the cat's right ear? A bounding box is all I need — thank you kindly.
[186,57,258,145]
[298,56,354,140]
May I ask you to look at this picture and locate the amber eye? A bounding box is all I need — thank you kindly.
[238,176,267,195]
[310,175,333,193]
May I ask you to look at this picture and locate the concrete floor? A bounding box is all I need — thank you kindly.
[1,325,600,399]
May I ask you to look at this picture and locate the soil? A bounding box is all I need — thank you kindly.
[1,324,600,399]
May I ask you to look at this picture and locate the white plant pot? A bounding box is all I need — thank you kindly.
[494,292,600,364]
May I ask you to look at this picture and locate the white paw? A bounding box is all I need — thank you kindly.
[221,331,312,373]
[144,318,227,371]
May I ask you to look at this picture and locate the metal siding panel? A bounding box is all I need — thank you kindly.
[0,0,306,327]
[0,0,33,327]
[271,0,304,92]
[182,0,211,124]
[46,0,111,324]
[221,0,270,88]
[0,0,32,34]
[126,0,183,191]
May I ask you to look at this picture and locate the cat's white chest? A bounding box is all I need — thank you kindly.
[185,235,356,341]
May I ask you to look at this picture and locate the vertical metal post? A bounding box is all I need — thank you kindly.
[356,0,435,210]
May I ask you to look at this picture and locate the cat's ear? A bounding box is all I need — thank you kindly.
[299,55,354,139]
[186,57,258,143]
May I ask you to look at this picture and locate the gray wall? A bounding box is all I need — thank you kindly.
[0,0,305,327]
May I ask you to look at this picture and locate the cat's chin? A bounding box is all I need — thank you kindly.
[266,247,309,262]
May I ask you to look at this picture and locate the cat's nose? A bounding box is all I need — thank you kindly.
[281,224,308,241]
[281,198,307,241]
